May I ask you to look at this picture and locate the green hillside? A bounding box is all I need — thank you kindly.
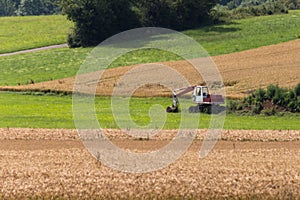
[0,11,300,86]
[0,15,73,54]
[186,10,300,55]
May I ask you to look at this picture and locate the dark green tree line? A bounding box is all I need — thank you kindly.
[61,0,218,47]
[211,0,292,20]
[218,0,299,9]
[0,0,15,16]
[0,0,61,16]
[61,0,139,47]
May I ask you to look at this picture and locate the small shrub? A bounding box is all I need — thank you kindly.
[252,102,263,114]
[243,96,253,105]
[289,91,296,100]
[252,88,266,103]
[272,87,286,106]
[236,103,243,111]
[295,83,300,96]
[287,100,300,112]
[229,83,300,115]
[227,100,238,112]
[261,108,276,116]
[67,29,82,48]
[266,84,278,99]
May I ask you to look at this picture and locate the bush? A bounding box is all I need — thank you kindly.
[67,28,82,48]
[243,96,253,105]
[288,91,296,100]
[229,83,300,115]
[284,0,300,9]
[210,4,231,22]
[261,108,276,116]
[252,88,266,103]
[295,83,300,96]
[266,84,278,99]
[236,103,243,111]
[252,102,263,114]
[287,101,297,112]
[244,102,250,109]
[16,0,61,16]
[211,0,288,21]
[227,100,237,112]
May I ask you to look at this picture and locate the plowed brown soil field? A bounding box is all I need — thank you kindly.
[1,39,300,98]
[0,128,299,199]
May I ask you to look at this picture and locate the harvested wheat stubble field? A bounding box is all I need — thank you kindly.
[1,39,300,98]
[0,128,299,199]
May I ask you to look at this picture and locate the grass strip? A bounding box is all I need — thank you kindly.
[1,93,299,130]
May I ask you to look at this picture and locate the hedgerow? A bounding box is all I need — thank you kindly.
[227,83,300,114]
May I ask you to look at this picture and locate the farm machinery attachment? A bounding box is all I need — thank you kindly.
[166,85,225,114]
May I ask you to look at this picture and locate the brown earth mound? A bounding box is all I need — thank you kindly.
[1,39,300,98]
[0,128,299,199]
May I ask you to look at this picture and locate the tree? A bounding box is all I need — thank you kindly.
[62,0,218,47]
[283,0,300,9]
[0,0,16,16]
[219,0,232,5]
[16,0,61,16]
[16,0,44,15]
[171,0,218,29]
[137,0,218,30]
[137,0,173,28]
[61,0,140,47]
[43,0,62,14]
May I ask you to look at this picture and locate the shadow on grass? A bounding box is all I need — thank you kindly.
[76,20,242,51]
[197,20,241,33]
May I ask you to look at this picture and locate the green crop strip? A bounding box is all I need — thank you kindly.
[1,93,299,130]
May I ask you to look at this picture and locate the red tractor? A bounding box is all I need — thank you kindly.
[166,85,225,113]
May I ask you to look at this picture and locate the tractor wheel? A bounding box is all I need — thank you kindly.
[203,105,212,114]
[166,106,179,113]
[197,104,212,114]
[166,106,173,113]
[211,104,226,114]
[189,106,199,113]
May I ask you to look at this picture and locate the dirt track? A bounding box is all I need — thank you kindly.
[0,128,299,199]
[1,39,299,98]
[0,44,68,57]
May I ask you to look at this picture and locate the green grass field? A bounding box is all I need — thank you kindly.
[1,11,300,86]
[185,10,300,55]
[0,47,89,86]
[1,92,299,130]
[0,15,73,54]
[1,12,300,130]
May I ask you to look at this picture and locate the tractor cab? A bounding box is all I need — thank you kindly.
[192,86,209,103]
[166,85,224,113]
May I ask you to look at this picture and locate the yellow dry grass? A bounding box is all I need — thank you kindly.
[0,128,299,199]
